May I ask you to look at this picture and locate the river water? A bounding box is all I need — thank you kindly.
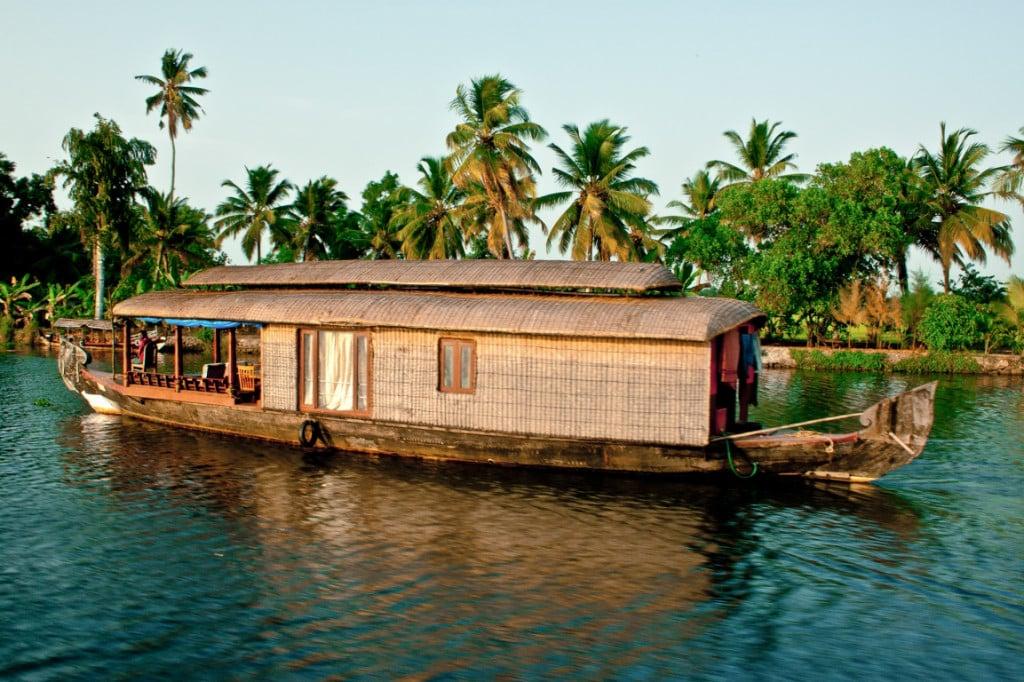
[1,351,1021,679]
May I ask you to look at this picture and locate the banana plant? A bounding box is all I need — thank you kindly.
[0,275,39,321]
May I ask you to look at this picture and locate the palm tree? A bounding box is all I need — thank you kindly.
[994,127,1024,208]
[51,115,155,318]
[913,123,1015,293]
[537,120,658,261]
[998,276,1024,353]
[130,189,217,285]
[655,169,723,241]
[215,165,293,263]
[1002,127,1024,169]
[136,49,209,199]
[394,157,469,260]
[707,119,808,186]
[446,75,546,259]
[277,177,349,261]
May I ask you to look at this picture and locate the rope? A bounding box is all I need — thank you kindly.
[726,441,758,479]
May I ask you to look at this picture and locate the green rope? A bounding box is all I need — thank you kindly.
[726,440,758,479]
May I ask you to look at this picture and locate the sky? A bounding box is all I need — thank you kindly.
[2,0,1022,283]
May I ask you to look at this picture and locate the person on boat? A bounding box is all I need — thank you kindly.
[136,330,151,361]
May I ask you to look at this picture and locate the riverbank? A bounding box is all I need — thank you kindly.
[762,345,1024,375]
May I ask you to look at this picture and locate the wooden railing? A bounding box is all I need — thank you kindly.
[127,370,261,399]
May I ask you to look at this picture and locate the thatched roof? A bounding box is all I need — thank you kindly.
[183,260,682,293]
[113,289,763,342]
[54,318,113,331]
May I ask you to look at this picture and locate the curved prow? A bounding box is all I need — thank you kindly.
[858,381,937,457]
[57,336,91,394]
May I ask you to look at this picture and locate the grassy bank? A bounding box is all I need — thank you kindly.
[788,349,993,374]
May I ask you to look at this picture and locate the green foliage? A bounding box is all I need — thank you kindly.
[951,264,1007,304]
[919,294,986,350]
[274,177,350,262]
[890,351,982,374]
[446,75,546,258]
[136,48,209,197]
[215,165,293,263]
[0,316,12,346]
[0,152,57,283]
[194,327,213,343]
[33,397,54,407]
[707,119,808,186]
[347,171,413,259]
[130,189,218,286]
[394,157,468,260]
[914,124,1017,292]
[901,270,935,345]
[791,349,888,372]
[538,120,659,261]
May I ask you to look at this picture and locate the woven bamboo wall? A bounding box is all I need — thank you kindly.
[261,325,298,411]
[373,330,710,446]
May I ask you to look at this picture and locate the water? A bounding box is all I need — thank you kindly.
[1,351,1022,679]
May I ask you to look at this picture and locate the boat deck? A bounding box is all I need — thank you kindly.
[85,369,263,409]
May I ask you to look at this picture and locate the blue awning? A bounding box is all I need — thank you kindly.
[137,317,259,329]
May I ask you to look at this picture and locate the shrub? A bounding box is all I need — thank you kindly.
[891,351,982,374]
[194,327,213,343]
[791,349,888,371]
[919,294,985,351]
[0,316,13,346]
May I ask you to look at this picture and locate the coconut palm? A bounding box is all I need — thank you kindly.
[136,49,209,199]
[51,115,155,318]
[215,165,293,263]
[655,169,723,241]
[707,119,808,186]
[994,127,1024,208]
[537,120,658,261]
[276,177,349,262]
[913,123,1015,293]
[445,75,546,259]
[130,189,217,285]
[997,276,1024,348]
[394,157,468,260]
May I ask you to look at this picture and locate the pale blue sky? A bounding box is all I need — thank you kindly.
[3,0,1021,282]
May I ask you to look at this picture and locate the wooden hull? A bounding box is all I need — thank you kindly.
[57,339,936,482]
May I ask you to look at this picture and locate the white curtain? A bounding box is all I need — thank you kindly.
[318,331,354,411]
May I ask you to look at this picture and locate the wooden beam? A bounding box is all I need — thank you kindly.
[228,328,238,394]
[122,319,132,387]
[174,326,183,392]
[212,328,221,363]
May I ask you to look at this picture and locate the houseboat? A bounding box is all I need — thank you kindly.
[57,260,936,483]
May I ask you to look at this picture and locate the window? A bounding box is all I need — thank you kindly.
[299,329,371,413]
[438,338,476,394]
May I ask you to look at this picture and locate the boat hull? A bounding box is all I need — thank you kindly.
[58,339,936,482]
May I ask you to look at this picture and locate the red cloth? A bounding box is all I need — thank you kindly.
[136,337,151,361]
[720,329,740,388]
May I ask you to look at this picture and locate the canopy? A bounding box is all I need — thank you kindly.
[137,317,254,329]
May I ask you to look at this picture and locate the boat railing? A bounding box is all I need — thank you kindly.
[126,370,261,400]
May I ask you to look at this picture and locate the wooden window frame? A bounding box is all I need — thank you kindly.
[438,337,477,394]
[297,328,373,417]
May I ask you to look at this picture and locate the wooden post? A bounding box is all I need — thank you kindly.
[228,328,238,395]
[111,318,117,377]
[122,318,132,387]
[212,328,221,364]
[174,325,183,392]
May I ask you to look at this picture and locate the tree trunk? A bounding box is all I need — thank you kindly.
[942,264,951,294]
[93,241,105,320]
[256,238,261,264]
[502,210,515,260]
[897,250,909,295]
[169,131,177,202]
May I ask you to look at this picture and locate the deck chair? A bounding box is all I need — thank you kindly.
[131,341,157,372]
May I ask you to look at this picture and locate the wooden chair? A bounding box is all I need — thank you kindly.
[237,365,256,393]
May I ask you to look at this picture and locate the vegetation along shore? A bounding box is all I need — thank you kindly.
[3,48,1022,365]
